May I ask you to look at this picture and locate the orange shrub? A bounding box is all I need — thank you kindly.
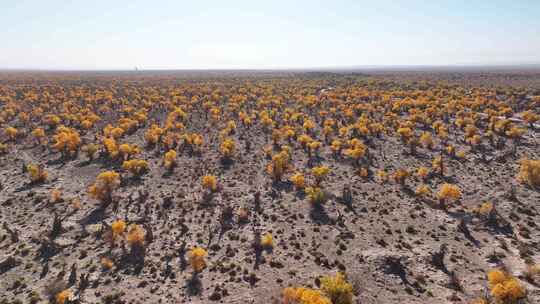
[88,171,121,203]
[517,158,540,187]
[188,247,208,273]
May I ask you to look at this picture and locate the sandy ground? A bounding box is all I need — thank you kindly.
[1,71,540,304]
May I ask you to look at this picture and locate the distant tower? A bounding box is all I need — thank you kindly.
[135,66,138,71]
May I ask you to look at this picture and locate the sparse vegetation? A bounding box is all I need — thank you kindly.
[202,175,218,192]
[437,183,461,208]
[122,159,149,177]
[88,171,121,205]
[188,247,208,273]
[487,269,526,303]
[26,164,48,183]
[1,71,540,303]
[517,158,540,187]
[320,273,354,304]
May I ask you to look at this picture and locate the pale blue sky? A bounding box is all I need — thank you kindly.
[1,0,539,70]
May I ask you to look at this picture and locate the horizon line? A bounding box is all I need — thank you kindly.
[2,63,540,73]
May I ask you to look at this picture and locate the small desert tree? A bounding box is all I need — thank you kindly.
[27,164,48,183]
[320,272,354,304]
[88,171,121,207]
[517,158,540,187]
[437,183,461,210]
[122,159,149,178]
[188,247,208,273]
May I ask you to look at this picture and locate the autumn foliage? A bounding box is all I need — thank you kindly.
[487,269,526,303]
[188,247,208,273]
[88,171,121,203]
[517,158,540,187]
[1,71,540,304]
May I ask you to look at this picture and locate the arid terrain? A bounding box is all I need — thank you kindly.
[1,69,540,304]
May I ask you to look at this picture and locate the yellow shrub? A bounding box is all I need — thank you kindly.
[437,183,461,203]
[18,112,29,122]
[31,127,46,140]
[517,158,540,187]
[303,119,315,131]
[323,125,333,137]
[220,137,235,159]
[188,247,208,272]
[118,143,140,160]
[4,126,18,140]
[27,164,48,183]
[267,150,290,182]
[320,273,354,304]
[242,116,252,126]
[44,114,61,127]
[306,187,326,205]
[522,110,539,126]
[487,269,526,303]
[88,171,121,202]
[312,166,330,185]
[101,257,114,270]
[475,201,493,216]
[134,111,147,124]
[488,269,508,287]
[393,168,410,185]
[338,126,349,137]
[104,125,124,139]
[446,145,455,156]
[358,167,369,178]
[111,219,126,239]
[467,134,482,146]
[122,159,148,176]
[182,133,200,149]
[144,124,164,145]
[103,137,119,159]
[226,120,236,132]
[417,167,430,179]
[191,133,203,147]
[308,140,322,153]
[80,119,93,129]
[202,175,217,191]
[419,131,433,148]
[290,172,306,189]
[118,117,139,132]
[52,127,81,156]
[272,129,283,144]
[55,289,71,304]
[282,287,331,304]
[343,142,366,161]
[432,156,445,175]
[506,126,525,139]
[502,278,526,300]
[261,233,274,248]
[162,132,181,150]
[416,184,431,196]
[330,140,342,153]
[298,134,313,148]
[0,143,8,154]
[50,188,62,203]
[163,149,177,170]
[376,170,388,183]
[464,124,478,138]
[397,127,413,141]
[126,224,145,248]
[82,143,99,159]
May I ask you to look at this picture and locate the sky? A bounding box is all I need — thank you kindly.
[1,0,539,70]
